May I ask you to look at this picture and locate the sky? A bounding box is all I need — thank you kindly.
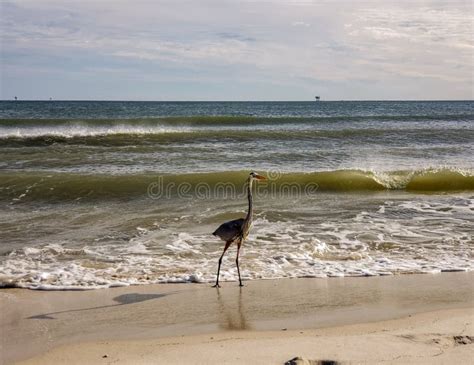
[1,0,472,101]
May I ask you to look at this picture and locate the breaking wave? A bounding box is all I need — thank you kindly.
[1,168,473,202]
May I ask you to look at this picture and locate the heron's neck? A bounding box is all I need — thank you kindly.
[245,177,253,223]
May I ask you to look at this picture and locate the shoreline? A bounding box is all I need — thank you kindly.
[2,268,472,291]
[2,272,473,364]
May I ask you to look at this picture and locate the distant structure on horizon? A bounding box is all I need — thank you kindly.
[14,96,17,101]
[315,96,320,101]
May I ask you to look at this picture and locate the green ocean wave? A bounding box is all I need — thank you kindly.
[1,169,473,202]
[0,128,472,147]
[1,113,472,126]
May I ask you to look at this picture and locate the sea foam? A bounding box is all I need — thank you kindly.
[1,197,472,290]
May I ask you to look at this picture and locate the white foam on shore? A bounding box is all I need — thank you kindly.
[0,197,472,290]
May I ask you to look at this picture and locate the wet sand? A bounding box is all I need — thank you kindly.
[1,272,473,364]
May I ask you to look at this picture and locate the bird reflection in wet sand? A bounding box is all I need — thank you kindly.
[216,287,251,330]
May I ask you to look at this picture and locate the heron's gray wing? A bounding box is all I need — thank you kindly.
[212,218,245,242]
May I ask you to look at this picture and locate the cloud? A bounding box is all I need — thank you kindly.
[354,6,473,48]
[345,4,473,84]
[292,21,310,27]
[1,0,472,100]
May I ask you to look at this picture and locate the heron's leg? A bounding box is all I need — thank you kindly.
[213,241,232,288]
[236,239,243,287]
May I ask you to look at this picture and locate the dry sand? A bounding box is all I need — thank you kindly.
[1,272,473,364]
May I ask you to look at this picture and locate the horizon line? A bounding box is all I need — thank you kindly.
[1,99,473,102]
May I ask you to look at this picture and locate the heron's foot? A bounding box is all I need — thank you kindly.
[212,283,220,288]
[239,283,244,287]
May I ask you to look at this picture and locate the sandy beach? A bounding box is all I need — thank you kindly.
[1,272,473,364]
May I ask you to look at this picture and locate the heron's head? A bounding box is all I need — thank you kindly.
[249,171,267,181]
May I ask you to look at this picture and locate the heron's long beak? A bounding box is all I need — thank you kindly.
[255,174,267,180]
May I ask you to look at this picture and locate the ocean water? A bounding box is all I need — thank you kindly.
[0,100,473,289]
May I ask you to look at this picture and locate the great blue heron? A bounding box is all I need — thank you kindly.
[212,171,266,287]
